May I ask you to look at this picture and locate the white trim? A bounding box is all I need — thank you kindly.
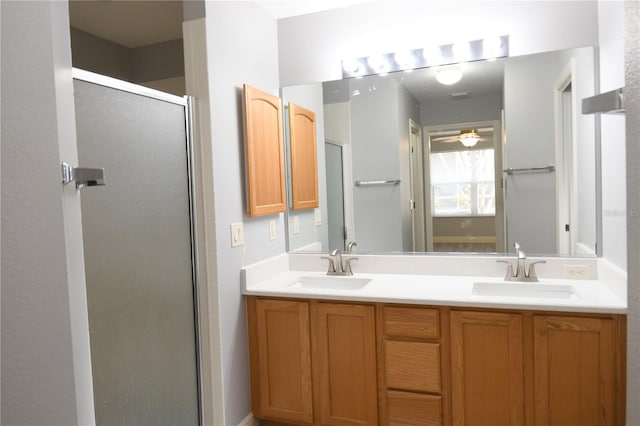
[183,18,226,426]
[553,59,579,256]
[72,68,188,106]
[433,236,496,244]
[238,413,260,426]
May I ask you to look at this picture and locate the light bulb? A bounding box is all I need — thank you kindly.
[436,68,463,85]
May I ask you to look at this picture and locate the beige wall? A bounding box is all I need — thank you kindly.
[70,27,185,95]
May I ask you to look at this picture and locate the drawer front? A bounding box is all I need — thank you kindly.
[387,391,442,426]
[385,341,441,393]
[383,307,439,340]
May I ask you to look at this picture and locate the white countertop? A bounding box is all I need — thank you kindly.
[241,254,627,314]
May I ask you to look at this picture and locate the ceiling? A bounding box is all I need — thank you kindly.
[68,0,502,102]
[69,1,184,48]
[395,59,505,104]
[68,0,371,48]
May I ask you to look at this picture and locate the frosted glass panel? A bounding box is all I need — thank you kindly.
[74,79,199,426]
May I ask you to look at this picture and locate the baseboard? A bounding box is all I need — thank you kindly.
[238,413,259,426]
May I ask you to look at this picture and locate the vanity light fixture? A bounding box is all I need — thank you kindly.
[460,129,481,147]
[436,67,463,85]
[367,55,389,75]
[394,50,416,70]
[341,35,508,78]
[483,36,503,60]
[452,41,472,62]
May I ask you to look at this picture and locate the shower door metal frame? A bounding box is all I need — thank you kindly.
[71,68,204,425]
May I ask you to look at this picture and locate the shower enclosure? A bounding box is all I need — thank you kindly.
[73,69,201,425]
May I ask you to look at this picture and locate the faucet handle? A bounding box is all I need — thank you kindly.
[497,260,515,280]
[526,260,546,281]
[343,257,358,275]
[321,256,336,273]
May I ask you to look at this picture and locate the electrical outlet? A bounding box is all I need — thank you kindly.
[314,208,322,226]
[563,264,591,280]
[293,216,300,234]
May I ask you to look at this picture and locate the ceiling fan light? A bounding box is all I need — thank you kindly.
[436,68,463,85]
[460,129,480,147]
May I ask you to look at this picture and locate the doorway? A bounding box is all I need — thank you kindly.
[73,69,201,425]
[424,120,504,253]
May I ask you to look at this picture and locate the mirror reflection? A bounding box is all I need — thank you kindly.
[283,46,598,257]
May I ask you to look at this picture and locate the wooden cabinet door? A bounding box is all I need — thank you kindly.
[451,311,524,426]
[242,84,286,217]
[533,315,616,426]
[247,298,313,424]
[312,303,378,425]
[288,102,319,210]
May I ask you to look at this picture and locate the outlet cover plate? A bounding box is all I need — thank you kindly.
[563,264,591,280]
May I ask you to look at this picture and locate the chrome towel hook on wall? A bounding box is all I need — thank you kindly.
[62,162,106,189]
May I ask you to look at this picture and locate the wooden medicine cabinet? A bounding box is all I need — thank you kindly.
[288,103,319,210]
[242,84,287,217]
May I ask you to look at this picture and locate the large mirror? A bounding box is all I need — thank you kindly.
[282,46,599,257]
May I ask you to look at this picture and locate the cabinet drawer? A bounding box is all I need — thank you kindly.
[385,341,441,393]
[387,390,442,426]
[383,306,439,340]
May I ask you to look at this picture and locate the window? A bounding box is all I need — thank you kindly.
[430,148,495,216]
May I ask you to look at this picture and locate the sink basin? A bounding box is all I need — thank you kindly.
[472,282,577,299]
[289,276,372,290]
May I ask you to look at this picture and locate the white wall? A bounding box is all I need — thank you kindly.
[349,78,403,251]
[203,2,282,424]
[277,1,599,86]
[1,2,94,424]
[622,1,640,423]
[598,1,626,269]
[421,94,503,126]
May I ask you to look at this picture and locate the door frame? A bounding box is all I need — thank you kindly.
[409,119,426,251]
[554,60,579,255]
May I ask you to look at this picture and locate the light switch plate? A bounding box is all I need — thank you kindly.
[269,220,276,241]
[293,216,300,234]
[314,208,322,226]
[230,222,244,247]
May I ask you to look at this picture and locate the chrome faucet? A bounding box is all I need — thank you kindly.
[497,242,545,282]
[346,241,358,253]
[321,249,358,276]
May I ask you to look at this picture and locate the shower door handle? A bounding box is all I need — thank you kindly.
[62,162,106,189]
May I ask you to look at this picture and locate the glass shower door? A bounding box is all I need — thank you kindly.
[73,71,200,426]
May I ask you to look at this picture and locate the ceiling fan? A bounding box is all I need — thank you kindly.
[430,127,493,147]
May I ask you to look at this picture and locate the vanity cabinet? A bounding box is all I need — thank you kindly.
[450,311,525,426]
[247,298,378,425]
[246,297,626,426]
[246,298,313,424]
[380,306,443,426]
[312,303,378,425]
[532,315,622,426]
